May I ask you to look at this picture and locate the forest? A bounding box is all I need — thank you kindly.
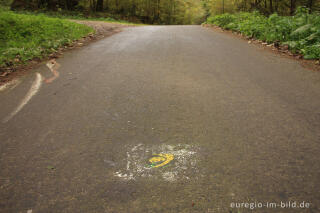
[3,0,320,25]
[1,0,319,66]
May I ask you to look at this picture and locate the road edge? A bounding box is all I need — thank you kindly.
[0,20,133,86]
[202,24,320,72]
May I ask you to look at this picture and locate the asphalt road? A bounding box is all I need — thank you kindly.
[1,26,320,213]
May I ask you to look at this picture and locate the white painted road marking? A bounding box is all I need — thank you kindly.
[2,73,43,123]
[0,79,21,92]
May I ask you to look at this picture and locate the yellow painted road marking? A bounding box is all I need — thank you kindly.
[149,154,174,168]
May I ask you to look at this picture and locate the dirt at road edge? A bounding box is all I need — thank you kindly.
[203,24,320,72]
[0,20,132,85]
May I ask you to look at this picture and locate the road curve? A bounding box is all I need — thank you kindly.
[1,26,320,212]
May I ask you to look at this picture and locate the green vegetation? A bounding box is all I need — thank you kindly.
[1,0,319,66]
[0,10,94,67]
[6,0,320,25]
[9,0,206,25]
[205,0,320,16]
[205,8,320,59]
[11,9,141,25]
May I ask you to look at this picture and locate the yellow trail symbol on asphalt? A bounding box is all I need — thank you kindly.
[149,154,174,168]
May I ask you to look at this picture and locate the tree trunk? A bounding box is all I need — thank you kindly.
[222,0,224,13]
[157,0,160,21]
[90,0,96,12]
[105,0,108,11]
[290,0,296,15]
[131,0,136,16]
[269,0,273,13]
[96,0,103,11]
[115,0,119,13]
[265,0,267,9]
[307,0,313,13]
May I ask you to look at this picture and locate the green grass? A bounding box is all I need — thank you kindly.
[205,7,320,60]
[0,10,94,67]
[13,10,144,26]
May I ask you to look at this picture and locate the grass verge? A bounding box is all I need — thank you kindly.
[12,10,144,26]
[0,10,94,68]
[204,7,320,60]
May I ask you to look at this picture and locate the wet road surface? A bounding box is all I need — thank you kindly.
[1,26,320,212]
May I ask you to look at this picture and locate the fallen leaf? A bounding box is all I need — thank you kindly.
[47,166,55,170]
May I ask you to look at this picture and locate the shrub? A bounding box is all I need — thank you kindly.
[205,7,320,59]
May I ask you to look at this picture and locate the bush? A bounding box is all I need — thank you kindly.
[207,13,236,28]
[0,11,94,66]
[205,7,320,59]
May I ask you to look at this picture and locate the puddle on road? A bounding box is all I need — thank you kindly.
[114,144,199,182]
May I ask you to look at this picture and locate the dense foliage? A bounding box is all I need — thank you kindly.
[0,11,94,66]
[1,0,319,63]
[206,8,320,59]
[205,0,320,16]
[9,0,206,24]
[6,0,320,24]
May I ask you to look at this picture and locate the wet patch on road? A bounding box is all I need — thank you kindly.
[114,144,200,182]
